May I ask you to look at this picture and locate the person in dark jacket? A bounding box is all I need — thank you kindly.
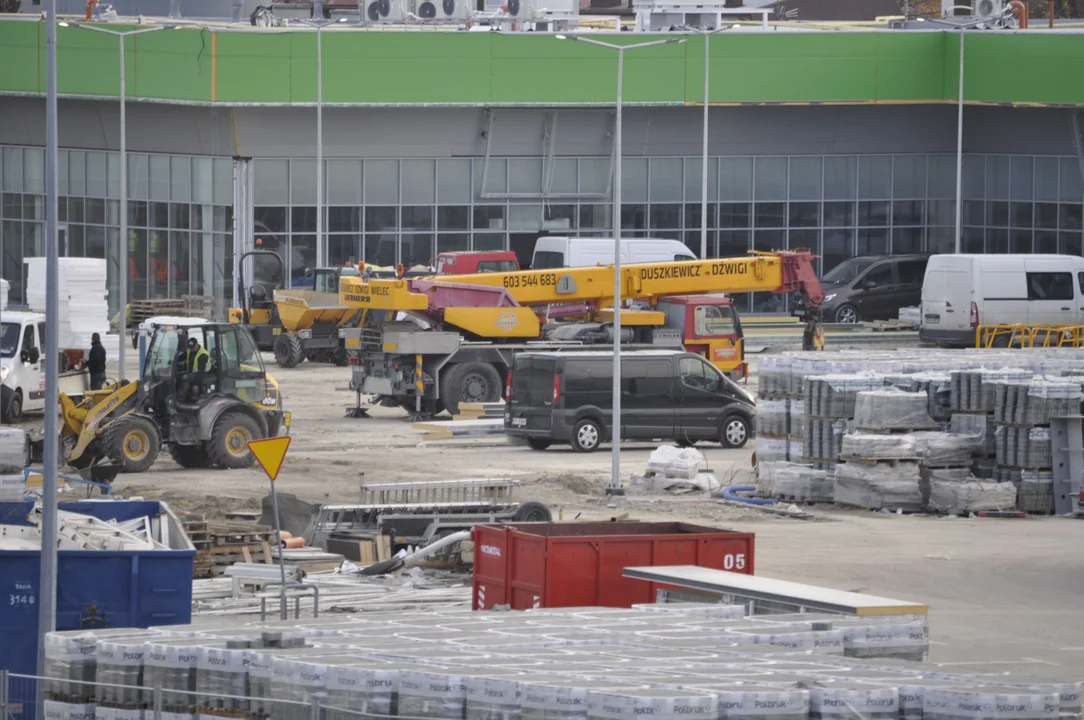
[88,333,107,390]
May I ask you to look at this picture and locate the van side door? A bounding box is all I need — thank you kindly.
[20,323,45,411]
[621,360,675,440]
[852,261,898,320]
[1025,268,1075,326]
[675,356,725,442]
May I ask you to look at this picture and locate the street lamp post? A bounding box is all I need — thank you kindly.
[698,27,729,261]
[64,23,172,380]
[954,26,965,254]
[556,33,685,493]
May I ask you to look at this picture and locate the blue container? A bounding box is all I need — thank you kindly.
[0,500,195,677]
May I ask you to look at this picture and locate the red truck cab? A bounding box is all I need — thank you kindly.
[656,295,747,379]
[434,251,520,275]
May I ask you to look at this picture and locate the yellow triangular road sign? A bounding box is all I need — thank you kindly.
[248,436,291,482]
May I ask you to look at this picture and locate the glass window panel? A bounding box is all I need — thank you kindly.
[719,202,750,229]
[2,148,22,192]
[543,204,576,232]
[892,200,924,227]
[147,229,170,298]
[68,150,86,197]
[401,233,434,267]
[361,235,381,265]
[822,228,853,271]
[253,159,288,205]
[579,158,610,195]
[191,157,213,205]
[823,201,855,227]
[2,193,22,219]
[754,202,785,228]
[1060,159,1083,203]
[170,230,191,296]
[926,154,955,199]
[754,157,787,201]
[23,221,43,258]
[86,199,106,225]
[328,235,362,266]
[401,206,434,231]
[1010,230,1032,254]
[327,159,362,205]
[473,233,506,252]
[788,157,821,201]
[1059,232,1082,257]
[214,206,233,233]
[150,201,170,229]
[684,158,717,203]
[961,155,985,200]
[127,153,149,200]
[291,159,317,205]
[987,228,1009,254]
[1010,156,1034,201]
[401,159,436,204]
[474,157,506,199]
[290,235,318,281]
[59,151,69,196]
[789,202,820,228]
[507,158,543,195]
[621,204,648,232]
[621,158,648,203]
[1036,202,1058,229]
[579,204,610,230]
[437,233,470,255]
[68,198,84,224]
[1010,202,1033,229]
[719,230,750,259]
[23,148,44,195]
[365,159,399,205]
[718,157,754,204]
[649,203,682,230]
[292,206,316,233]
[506,205,541,232]
[254,206,287,234]
[328,207,361,233]
[858,200,889,227]
[104,152,119,199]
[146,154,169,201]
[962,227,984,253]
[549,158,577,195]
[788,229,818,252]
[649,158,682,202]
[1035,157,1059,201]
[963,200,985,226]
[858,156,891,199]
[23,196,42,221]
[986,155,1010,200]
[437,159,471,204]
[190,203,205,231]
[986,200,1009,227]
[1035,230,1058,254]
[58,197,67,223]
[437,206,469,231]
[927,199,954,226]
[684,203,716,236]
[857,228,888,256]
[927,227,954,254]
[68,224,85,258]
[473,206,505,231]
[753,229,785,252]
[170,203,190,230]
[1061,204,1083,231]
[366,206,398,232]
[213,158,233,206]
[892,227,923,254]
[893,155,925,199]
[683,231,714,258]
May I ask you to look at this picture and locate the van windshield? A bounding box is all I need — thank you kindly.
[477,260,519,273]
[512,357,557,405]
[822,257,875,285]
[0,322,19,358]
[533,251,564,270]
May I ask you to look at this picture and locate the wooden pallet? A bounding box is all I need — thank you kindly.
[840,456,918,466]
[127,296,214,323]
[869,319,918,331]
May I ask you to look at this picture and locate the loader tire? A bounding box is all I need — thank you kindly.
[169,444,213,469]
[207,413,263,469]
[105,415,161,474]
[439,362,502,417]
[274,333,304,369]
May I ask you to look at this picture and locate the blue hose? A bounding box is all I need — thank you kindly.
[721,485,778,506]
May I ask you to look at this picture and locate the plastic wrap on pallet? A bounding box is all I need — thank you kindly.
[838,616,930,661]
[271,656,329,720]
[841,432,917,460]
[732,628,845,655]
[757,400,789,437]
[96,707,144,720]
[950,413,995,458]
[698,684,809,719]
[770,463,834,503]
[323,661,401,720]
[43,700,96,720]
[1018,470,1055,514]
[519,679,593,720]
[587,688,718,720]
[144,641,199,714]
[245,649,274,719]
[1026,427,1053,469]
[646,445,705,480]
[834,462,924,512]
[195,645,251,716]
[1014,681,1083,719]
[922,687,1059,720]
[928,479,1017,515]
[95,640,147,708]
[756,437,790,464]
[911,431,982,467]
[45,632,98,703]
[0,426,30,473]
[465,675,522,720]
[853,389,937,431]
[807,683,899,720]
[804,374,884,419]
[398,668,468,719]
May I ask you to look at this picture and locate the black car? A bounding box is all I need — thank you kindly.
[800,254,930,324]
[505,349,756,452]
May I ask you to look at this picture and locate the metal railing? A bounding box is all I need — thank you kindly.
[1,672,442,720]
[975,323,1084,349]
[359,478,518,505]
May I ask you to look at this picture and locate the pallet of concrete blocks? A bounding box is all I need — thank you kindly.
[807,682,900,720]
[194,644,251,719]
[755,435,795,464]
[911,431,983,468]
[646,445,704,480]
[0,426,30,473]
[686,684,808,720]
[143,640,200,717]
[1018,470,1055,514]
[756,399,804,438]
[764,462,834,503]
[886,372,952,423]
[43,700,97,720]
[758,357,801,399]
[922,686,1060,720]
[732,626,846,654]
[587,688,718,720]
[768,612,930,661]
[802,417,845,465]
[308,656,402,720]
[994,378,1084,426]
[841,431,918,462]
[950,413,995,460]
[94,638,149,709]
[398,667,471,719]
[834,461,924,513]
[44,632,99,703]
[951,368,1031,414]
[803,374,884,420]
[465,674,522,720]
[995,426,1053,469]
[853,388,937,432]
[928,476,1017,516]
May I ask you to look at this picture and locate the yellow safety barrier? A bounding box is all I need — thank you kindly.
[975,324,1084,349]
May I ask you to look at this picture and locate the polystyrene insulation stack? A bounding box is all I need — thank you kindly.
[44,632,98,703]
[143,640,200,715]
[587,688,717,720]
[853,389,937,431]
[922,686,1059,720]
[834,462,924,512]
[25,257,110,350]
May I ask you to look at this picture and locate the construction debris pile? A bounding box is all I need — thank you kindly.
[42,605,1082,720]
[757,350,1084,515]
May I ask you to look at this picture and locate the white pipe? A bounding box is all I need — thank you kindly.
[404,530,471,566]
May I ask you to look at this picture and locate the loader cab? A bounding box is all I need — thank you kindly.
[230,249,286,350]
[312,266,361,294]
[656,296,746,379]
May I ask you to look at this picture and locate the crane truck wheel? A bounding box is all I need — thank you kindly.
[439,362,502,417]
[208,412,263,469]
[274,333,304,369]
[105,415,162,473]
[512,501,552,522]
[169,444,213,469]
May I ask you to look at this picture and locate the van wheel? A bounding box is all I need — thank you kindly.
[526,437,552,451]
[676,439,698,448]
[440,362,502,417]
[720,415,750,449]
[2,390,22,424]
[834,304,859,324]
[571,418,603,453]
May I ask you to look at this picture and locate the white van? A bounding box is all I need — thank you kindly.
[532,236,696,269]
[920,254,1084,347]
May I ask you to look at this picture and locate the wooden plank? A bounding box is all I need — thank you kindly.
[261,540,273,565]
[376,535,391,562]
[241,546,253,563]
[359,541,374,564]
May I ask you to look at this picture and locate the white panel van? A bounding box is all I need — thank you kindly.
[532,236,697,269]
[919,254,1084,347]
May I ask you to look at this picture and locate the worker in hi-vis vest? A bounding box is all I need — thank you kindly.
[181,336,210,400]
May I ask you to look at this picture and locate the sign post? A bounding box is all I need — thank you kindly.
[248,436,292,620]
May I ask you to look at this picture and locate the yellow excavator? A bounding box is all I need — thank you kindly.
[60,320,289,481]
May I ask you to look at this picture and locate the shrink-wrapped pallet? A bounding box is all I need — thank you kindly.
[912,431,982,467]
[95,639,148,708]
[194,644,250,716]
[43,700,96,720]
[0,426,30,473]
[25,257,110,350]
[807,682,899,720]
[835,615,930,661]
[841,432,917,461]
[587,688,717,720]
[465,674,522,720]
[834,462,924,512]
[928,479,1017,515]
[397,667,469,719]
[144,641,200,714]
[44,632,98,703]
[700,684,809,719]
[853,389,936,431]
[1018,470,1055,513]
[771,463,834,503]
[922,687,1058,720]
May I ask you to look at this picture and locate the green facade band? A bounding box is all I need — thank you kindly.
[1,20,1083,107]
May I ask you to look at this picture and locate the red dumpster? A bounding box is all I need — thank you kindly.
[472,521,754,611]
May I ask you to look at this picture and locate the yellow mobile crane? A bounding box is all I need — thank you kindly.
[338,250,824,417]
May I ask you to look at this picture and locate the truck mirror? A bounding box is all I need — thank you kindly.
[26,348,40,364]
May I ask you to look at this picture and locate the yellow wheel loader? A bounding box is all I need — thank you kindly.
[228,249,287,351]
[60,321,290,482]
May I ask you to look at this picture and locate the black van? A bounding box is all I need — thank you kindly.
[794,254,930,324]
[505,349,756,452]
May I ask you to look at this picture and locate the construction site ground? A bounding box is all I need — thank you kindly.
[59,357,1084,678]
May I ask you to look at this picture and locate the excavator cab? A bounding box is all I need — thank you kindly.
[229,249,287,350]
